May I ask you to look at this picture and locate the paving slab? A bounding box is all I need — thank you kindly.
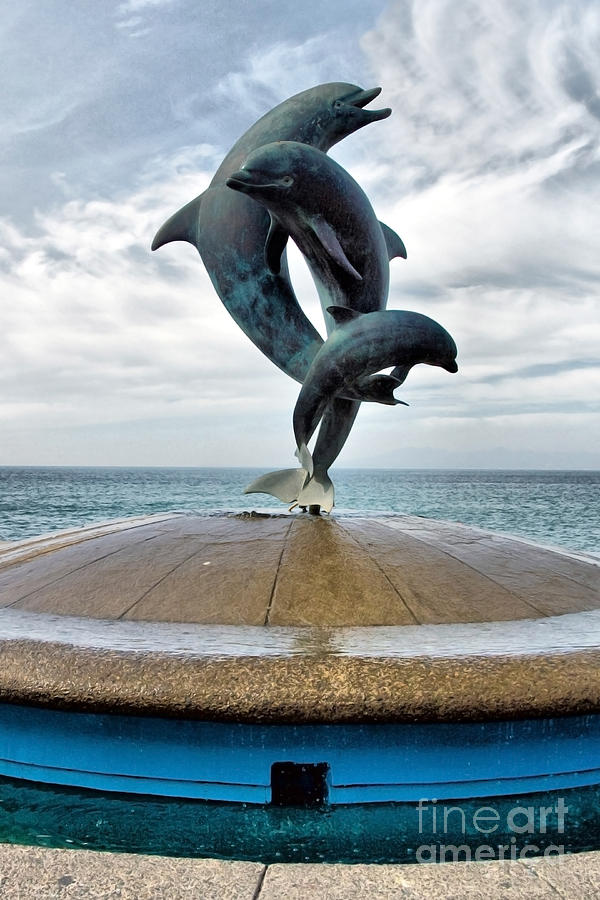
[6,844,600,899]
[270,516,417,626]
[253,856,589,899]
[340,519,541,623]
[0,844,264,899]
[523,851,600,896]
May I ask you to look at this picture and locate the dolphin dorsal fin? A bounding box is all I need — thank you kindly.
[151,192,204,251]
[379,221,407,261]
[326,305,361,326]
[310,217,362,281]
[265,215,289,275]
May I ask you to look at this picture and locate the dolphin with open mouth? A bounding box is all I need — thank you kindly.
[226,140,408,509]
[151,83,404,383]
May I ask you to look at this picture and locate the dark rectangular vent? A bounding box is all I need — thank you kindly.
[270,762,330,807]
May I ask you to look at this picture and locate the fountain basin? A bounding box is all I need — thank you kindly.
[0,512,598,860]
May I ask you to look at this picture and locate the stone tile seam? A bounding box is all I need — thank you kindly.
[380,514,600,571]
[0,514,180,570]
[117,534,233,620]
[416,539,600,597]
[4,531,167,609]
[252,865,268,900]
[362,518,540,620]
[519,859,569,898]
[376,518,548,620]
[485,567,600,602]
[425,550,600,613]
[264,519,294,626]
[337,520,420,625]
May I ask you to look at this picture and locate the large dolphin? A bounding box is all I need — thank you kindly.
[151,82,403,382]
[226,140,406,508]
[291,306,458,510]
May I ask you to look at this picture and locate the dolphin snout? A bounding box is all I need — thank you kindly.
[351,87,382,107]
[347,87,391,121]
[226,170,284,196]
[443,360,459,373]
[226,170,256,192]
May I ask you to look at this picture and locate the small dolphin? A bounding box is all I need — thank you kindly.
[292,306,458,507]
[152,83,402,383]
[227,140,406,509]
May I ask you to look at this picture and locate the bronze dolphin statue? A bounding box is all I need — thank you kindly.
[292,306,458,510]
[226,140,407,509]
[151,83,404,382]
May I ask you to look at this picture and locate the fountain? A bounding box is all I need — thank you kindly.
[0,84,599,867]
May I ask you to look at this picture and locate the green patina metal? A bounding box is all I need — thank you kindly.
[151,84,457,513]
[152,83,392,383]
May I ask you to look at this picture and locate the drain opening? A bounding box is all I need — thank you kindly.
[270,762,330,807]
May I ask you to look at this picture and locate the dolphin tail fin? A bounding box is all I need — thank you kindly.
[295,442,314,476]
[296,472,335,514]
[151,192,205,251]
[352,374,410,406]
[244,468,308,503]
[379,221,407,260]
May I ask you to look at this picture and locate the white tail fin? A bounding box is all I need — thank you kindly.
[296,473,335,513]
[244,468,308,503]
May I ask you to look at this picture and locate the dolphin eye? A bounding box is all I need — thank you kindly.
[334,100,343,110]
[281,175,294,186]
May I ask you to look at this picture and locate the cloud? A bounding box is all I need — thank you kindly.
[333,0,600,464]
[117,0,180,17]
[0,142,300,444]
[1,0,598,467]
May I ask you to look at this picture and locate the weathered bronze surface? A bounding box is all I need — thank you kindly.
[226,140,404,508]
[151,83,393,383]
[225,141,456,509]
[151,84,456,512]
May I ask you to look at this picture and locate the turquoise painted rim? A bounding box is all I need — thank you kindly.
[1,704,600,803]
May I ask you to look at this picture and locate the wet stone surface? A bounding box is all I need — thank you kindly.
[0,513,598,722]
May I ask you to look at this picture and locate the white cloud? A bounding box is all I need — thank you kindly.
[117,0,180,16]
[0,143,297,441]
[1,0,598,467]
[335,0,600,465]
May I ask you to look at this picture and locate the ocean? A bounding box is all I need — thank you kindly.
[0,467,598,556]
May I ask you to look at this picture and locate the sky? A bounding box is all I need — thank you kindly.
[1,0,598,469]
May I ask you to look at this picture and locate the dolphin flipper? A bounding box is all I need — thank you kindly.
[390,363,414,385]
[244,467,308,503]
[310,218,362,281]
[379,221,407,261]
[151,193,204,251]
[351,374,409,406]
[264,216,289,275]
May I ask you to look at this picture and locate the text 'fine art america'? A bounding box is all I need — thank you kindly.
[152,83,458,513]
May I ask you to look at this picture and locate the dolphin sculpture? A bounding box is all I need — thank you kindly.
[151,82,404,383]
[290,306,458,511]
[226,140,406,508]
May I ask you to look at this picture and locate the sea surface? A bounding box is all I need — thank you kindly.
[0,466,598,556]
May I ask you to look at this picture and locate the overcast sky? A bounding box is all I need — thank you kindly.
[1,0,598,468]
